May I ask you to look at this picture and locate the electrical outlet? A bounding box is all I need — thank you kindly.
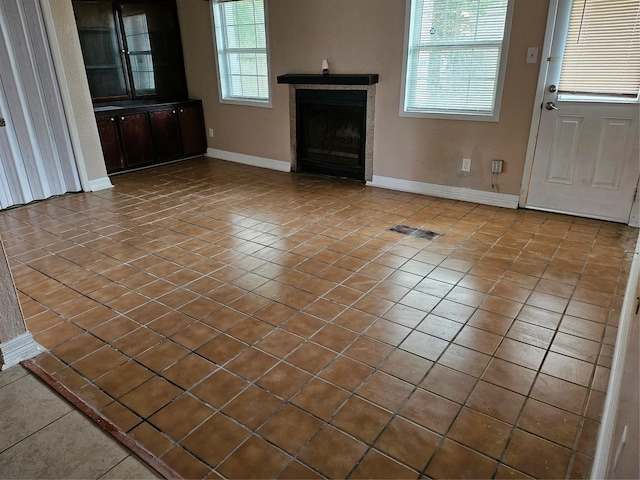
[492,159,503,173]
[208,128,214,138]
[461,158,471,172]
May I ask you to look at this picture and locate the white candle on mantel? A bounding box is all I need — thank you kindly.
[322,59,329,75]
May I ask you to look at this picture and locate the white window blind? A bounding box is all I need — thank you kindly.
[213,0,270,104]
[404,0,510,118]
[559,0,640,98]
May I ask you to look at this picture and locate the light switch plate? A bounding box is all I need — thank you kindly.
[526,47,538,64]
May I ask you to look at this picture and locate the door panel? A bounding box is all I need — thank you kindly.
[525,0,640,224]
[546,115,583,184]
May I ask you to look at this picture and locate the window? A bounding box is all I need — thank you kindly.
[558,0,640,102]
[401,0,513,121]
[123,13,155,94]
[213,0,271,106]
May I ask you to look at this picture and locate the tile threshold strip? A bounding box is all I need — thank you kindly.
[22,359,180,480]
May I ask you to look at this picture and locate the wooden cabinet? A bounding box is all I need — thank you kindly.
[178,103,207,156]
[96,100,206,174]
[96,115,125,172]
[118,113,155,168]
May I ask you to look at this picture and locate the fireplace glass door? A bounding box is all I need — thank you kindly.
[296,89,366,181]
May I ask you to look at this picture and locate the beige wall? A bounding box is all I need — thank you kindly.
[177,0,549,196]
[0,239,26,345]
[45,0,109,185]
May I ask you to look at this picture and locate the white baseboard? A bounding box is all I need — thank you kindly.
[367,175,520,209]
[591,230,640,478]
[1,332,43,370]
[88,177,113,192]
[207,148,291,173]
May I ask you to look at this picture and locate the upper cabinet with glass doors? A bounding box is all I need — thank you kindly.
[73,0,187,102]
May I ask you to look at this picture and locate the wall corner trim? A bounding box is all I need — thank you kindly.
[367,175,520,209]
[1,332,43,370]
[206,148,291,172]
[88,177,113,192]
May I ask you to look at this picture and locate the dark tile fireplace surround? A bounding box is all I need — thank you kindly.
[277,74,379,182]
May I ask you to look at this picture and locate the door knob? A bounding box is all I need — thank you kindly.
[545,102,559,111]
[548,85,557,93]
[0,117,5,127]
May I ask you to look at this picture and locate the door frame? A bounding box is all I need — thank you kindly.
[519,0,640,227]
[519,0,560,210]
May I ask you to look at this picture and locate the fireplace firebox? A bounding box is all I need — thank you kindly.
[296,89,367,181]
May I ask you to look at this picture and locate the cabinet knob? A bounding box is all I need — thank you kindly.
[110,117,115,122]
[172,110,176,114]
[179,108,184,113]
[120,116,125,121]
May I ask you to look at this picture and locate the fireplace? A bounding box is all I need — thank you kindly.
[296,89,366,181]
[277,74,379,182]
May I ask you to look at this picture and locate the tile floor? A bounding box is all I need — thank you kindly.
[0,158,637,479]
[0,364,159,478]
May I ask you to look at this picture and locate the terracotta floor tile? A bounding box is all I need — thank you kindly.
[163,355,217,389]
[311,323,358,352]
[258,404,323,455]
[256,361,311,399]
[331,396,393,444]
[400,388,460,434]
[120,376,182,418]
[4,160,636,479]
[518,398,580,448]
[182,414,250,468]
[94,361,154,398]
[350,450,418,479]
[51,333,105,364]
[374,416,440,471]
[217,435,291,479]
[466,381,526,424]
[495,338,546,370]
[72,346,128,380]
[298,425,367,479]
[225,348,278,381]
[503,429,571,479]
[221,385,282,430]
[482,358,536,396]
[292,378,349,420]
[319,355,373,391]
[379,349,432,385]
[286,341,335,374]
[454,325,502,355]
[196,334,246,365]
[426,438,498,479]
[448,407,511,459]
[136,340,190,373]
[438,344,491,377]
[129,423,173,457]
[190,368,249,408]
[541,351,594,387]
[421,364,476,404]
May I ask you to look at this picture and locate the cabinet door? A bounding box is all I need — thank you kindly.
[96,115,125,173]
[177,103,207,156]
[149,108,181,160]
[117,112,154,167]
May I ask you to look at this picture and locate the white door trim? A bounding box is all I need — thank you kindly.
[519,0,559,208]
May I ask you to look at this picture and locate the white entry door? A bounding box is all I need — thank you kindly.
[525,0,640,224]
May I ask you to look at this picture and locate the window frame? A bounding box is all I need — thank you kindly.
[211,0,272,108]
[399,0,514,122]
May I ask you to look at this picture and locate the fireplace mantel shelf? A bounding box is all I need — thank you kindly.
[277,74,379,85]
